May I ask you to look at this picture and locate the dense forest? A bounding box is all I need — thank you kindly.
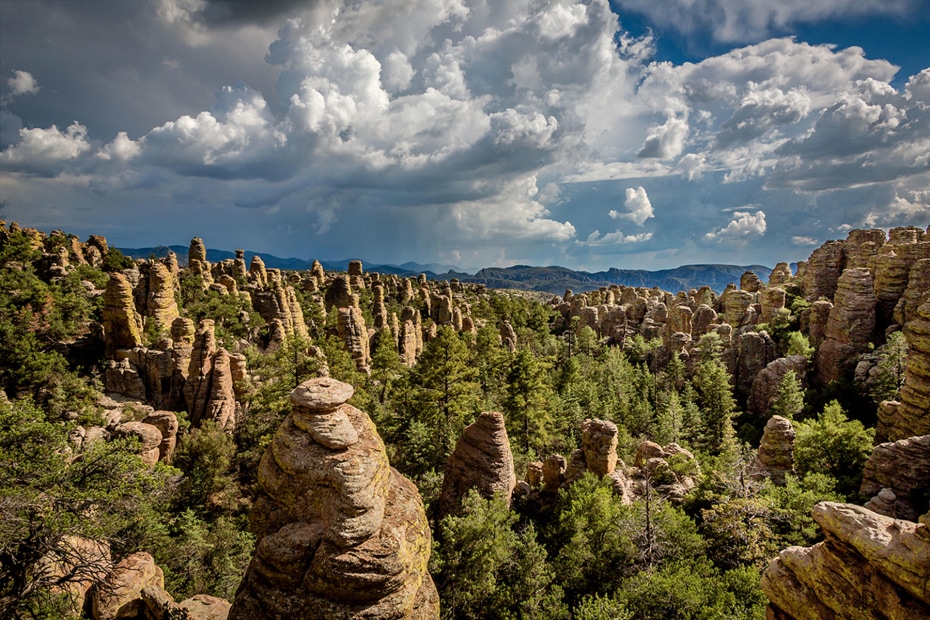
[1,221,927,620]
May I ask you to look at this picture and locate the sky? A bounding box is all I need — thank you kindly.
[1,0,929,272]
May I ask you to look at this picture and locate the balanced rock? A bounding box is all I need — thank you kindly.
[439,411,516,517]
[229,377,438,620]
[761,502,930,619]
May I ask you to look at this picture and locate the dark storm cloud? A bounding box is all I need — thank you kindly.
[196,0,324,26]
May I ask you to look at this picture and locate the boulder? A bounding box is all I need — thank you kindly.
[92,552,164,620]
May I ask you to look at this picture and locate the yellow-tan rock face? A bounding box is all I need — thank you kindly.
[761,502,930,619]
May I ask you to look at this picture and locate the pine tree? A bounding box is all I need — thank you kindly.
[770,370,804,419]
[504,349,552,454]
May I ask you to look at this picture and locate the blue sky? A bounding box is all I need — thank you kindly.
[1,0,929,272]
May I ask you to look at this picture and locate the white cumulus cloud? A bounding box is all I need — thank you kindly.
[6,70,39,96]
[705,210,767,242]
[609,186,654,226]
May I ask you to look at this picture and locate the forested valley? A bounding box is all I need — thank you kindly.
[1,221,928,620]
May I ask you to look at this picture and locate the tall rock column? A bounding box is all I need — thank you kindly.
[879,300,930,441]
[229,377,439,620]
[815,268,876,384]
[144,262,180,335]
[103,273,144,356]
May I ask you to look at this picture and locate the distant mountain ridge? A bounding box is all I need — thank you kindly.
[117,245,771,294]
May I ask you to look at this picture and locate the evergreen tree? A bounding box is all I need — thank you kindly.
[770,370,804,419]
[794,400,874,499]
[690,357,738,456]
[401,326,479,475]
[0,399,174,619]
[504,349,552,454]
[434,490,566,620]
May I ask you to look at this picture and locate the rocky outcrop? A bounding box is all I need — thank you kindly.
[183,320,239,431]
[740,271,762,292]
[803,240,844,300]
[92,552,165,620]
[815,268,875,384]
[248,256,267,287]
[860,434,930,521]
[500,321,517,351]
[761,502,930,619]
[746,356,808,418]
[202,349,237,431]
[229,378,438,620]
[337,297,371,373]
[112,421,163,467]
[752,416,795,485]
[398,307,420,367]
[895,258,930,326]
[252,281,309,339]
[768,263,793,287]
[736,331,777,403]
[439,411,516,517]
[324,275,353,312]
[102,273,144,356]
[142,410,179,462]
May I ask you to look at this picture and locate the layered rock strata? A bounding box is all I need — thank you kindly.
[815,267,875,384]
[859,434,930,521]
[229,378,438,620]
[761,502,930,619]
[102,273,144,356]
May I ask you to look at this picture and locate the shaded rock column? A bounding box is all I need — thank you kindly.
[439,411,516,518]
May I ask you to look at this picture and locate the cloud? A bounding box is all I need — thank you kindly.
[704,209,767,241]
[582,229,653,246]
[6,70,39,97]
[612,0,915,43]
[791,235,819,245]
[609,186,654,226]
[0,122,91,175]
[1,0,929,270]
[715,84,810,147]
[637,116,688,159]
